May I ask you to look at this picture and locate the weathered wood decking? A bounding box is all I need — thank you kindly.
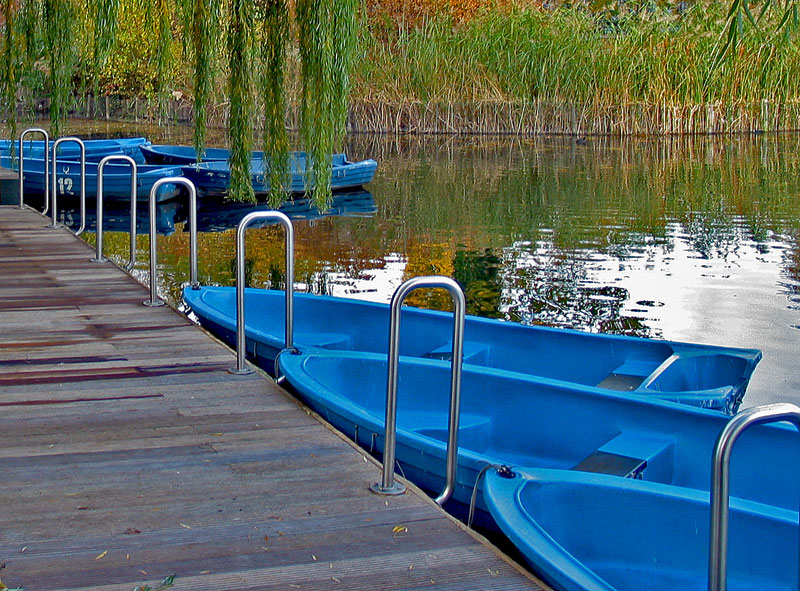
[0,205,544,591]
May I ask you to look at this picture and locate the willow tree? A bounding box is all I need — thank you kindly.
[43,0,75,137]
[258,0,290,206]
[223,0,359,207]
[188,0,219,163]
[1,0,360,209]
[89,0,119,117]
[1,0,19,156]
[227,0,255,203]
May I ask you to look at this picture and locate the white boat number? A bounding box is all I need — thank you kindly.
[57,176,74,195]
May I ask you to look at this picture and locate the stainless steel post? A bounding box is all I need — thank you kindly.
[370,276,466,505]
[50,137,86,233]
[18,128,49,213]
[229,211,294,375]
[92,155,137,265]
[143,178,198,307]
[708,403,800,591]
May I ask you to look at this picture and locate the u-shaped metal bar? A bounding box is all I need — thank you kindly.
[50,137,86,234]
[708,402,800,591]
[229,211,294,375]
[92,155,138,267]
[370,276,466,506]
[18,128,49,213]
[143,177,198,307]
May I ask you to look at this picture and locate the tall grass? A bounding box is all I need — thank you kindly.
[350,2,800,134]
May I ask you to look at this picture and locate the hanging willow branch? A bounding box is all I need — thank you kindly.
[296,0,358,209]
[258,0,289,207]
[189,0,218,163]
[90,0,120,117]
[227,0,255,203]
[150,0,172,118]
[1,0,19,158]
[43,0,75,137]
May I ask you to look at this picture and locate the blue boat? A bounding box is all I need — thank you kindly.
[5,156,185,202]
[182,287,760,411]
[483,467,797,591]
[276,349,798,523]
[180,153,378,197]
[140,143,266,165]
[2,137,150,163]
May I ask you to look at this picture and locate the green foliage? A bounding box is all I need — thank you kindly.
[188,0,220,161]
[1,0,20,155]
[43,0,76,137]
[90,0,120,110]
[355,2,800,109]
[227,0,255,203]
[297,0,359,208]
[100,0,159,97]
[258,0,290,206]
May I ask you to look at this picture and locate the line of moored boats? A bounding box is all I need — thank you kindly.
[2,137,378,202]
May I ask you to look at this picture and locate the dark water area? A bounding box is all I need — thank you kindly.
[36,120,800,409]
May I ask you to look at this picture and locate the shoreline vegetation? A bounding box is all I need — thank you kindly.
[7,0,800,137]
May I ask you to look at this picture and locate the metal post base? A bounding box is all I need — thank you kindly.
[228,366,255,376]
[90,256,107,263]
[370,481,406,496]
[143,299,166,307]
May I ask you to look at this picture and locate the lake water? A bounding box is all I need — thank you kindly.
[39,121,800,409]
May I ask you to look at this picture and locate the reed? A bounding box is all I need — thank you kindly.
[348,2,800,134]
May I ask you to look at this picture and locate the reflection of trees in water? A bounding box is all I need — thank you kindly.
[93,128,800,332]
[497,243,656,338]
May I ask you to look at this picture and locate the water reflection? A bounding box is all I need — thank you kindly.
[36,121,800,408]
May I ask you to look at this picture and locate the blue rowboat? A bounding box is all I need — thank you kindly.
[180,153,378,197]
[483,467,797,591]
[182,287,760,412]
[1,137,150,163]
[140,143,266,165]
[5,156,185,202]
[276,349,797,522]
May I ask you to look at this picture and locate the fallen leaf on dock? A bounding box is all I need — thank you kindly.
[95,550,108,560]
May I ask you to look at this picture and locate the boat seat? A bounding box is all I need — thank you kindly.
[409,411,491,452]
[293,331,351,350]
[422,341,489,365]
[573,432,674,479]
[596,358,662,391]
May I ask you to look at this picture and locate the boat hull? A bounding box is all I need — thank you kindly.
[1,137,149,163]
[180,154,378,197]
[182,286,761,412]
[484,467,798,591]
[140,144,266,165]
[7,156,185,202]
[277,349,800,518]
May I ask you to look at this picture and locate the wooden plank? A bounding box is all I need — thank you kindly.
[0,206,544,591]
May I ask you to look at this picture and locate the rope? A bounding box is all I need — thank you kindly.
[468,463,514,528]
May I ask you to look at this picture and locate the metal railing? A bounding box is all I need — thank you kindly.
[50,137,86,234]
[143,178,197,307]
[229,211,294,375]
[708,402,800,591]
[91,155,138,268]
[18,128,49,213]
[370,276,466,506]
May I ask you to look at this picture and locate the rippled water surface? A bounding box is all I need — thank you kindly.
[44,121,800,408]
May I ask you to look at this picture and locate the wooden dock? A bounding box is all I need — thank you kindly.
[0,206,544,591]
